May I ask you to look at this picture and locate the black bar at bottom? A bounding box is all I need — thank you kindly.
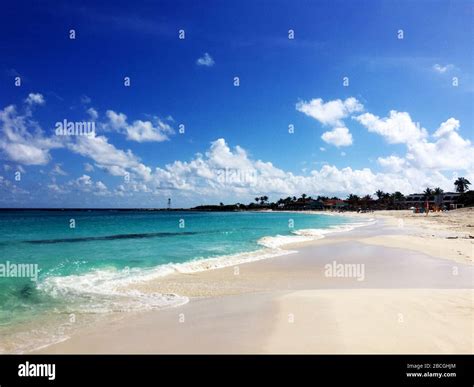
[0,355,471,386]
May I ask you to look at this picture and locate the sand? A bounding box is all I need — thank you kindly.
[37,208,473,354]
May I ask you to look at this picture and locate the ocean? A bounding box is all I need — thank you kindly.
[0,210,368,352]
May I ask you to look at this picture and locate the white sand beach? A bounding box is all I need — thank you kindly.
[39,208,473,354]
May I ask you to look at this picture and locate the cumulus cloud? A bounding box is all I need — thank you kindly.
[146,138,464,201]
[126,120,173,142]
[0,104,62,165]
[321,127,353,147]
[296,97,363,127]
[433,117,459,138]
[68,132,152,181]
[2,94,472,205]
[196,52,215,67]
[87,107,98,121]
[25,93,45,106]
[377,155,407,172]
[43,131,474,204]
[49,174,110,196]
[406,118,473,171]
[367,114,473,172]
[47,182,68,194]
[296,97,362,148]
[106,110,127,130]
[105,110,174,142]
[355,110,428,144]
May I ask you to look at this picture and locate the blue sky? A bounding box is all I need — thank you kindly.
[0,0,473,207]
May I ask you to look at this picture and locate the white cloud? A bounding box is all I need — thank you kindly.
[321,127,353,147]
[68,132,152,181]
[96,181,108,191]
[355,110,428,144]
[84,162,94,172]
[146,138,464,201]
[48,183,68,194]
[433,117,459,138]
[406,118,473,171]
[51,163,68,176]
[296,97,363,127]
[196,52,215,67]
[67,174,109,195]
[433,64,454,73]
[105,110,174,142]
[48,174,109,196]
[106,110,127,130]
[55,134,473,203]
[126,120,173,142]
[377,155,407,172]
[0,104,62,165]
[87,107,98,121]
[2,94,472,205]
[370,115,473,172]
[25,93,45,106]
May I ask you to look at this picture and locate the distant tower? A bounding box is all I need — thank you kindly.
[167,198,171,210]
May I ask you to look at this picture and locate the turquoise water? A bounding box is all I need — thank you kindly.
[0,210,357,351]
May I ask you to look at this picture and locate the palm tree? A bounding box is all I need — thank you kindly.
[360,195,372,209]
[423,188,433,200]
[375,190,384,200]
[433,187,444,207]
[301,193,307,202]
[346,194,360,209]
[390,191,405,209]
[454,177,471,193]
[255,197,260,204]
[392,191,405,202]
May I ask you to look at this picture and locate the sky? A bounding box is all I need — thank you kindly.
[0,0,473,208]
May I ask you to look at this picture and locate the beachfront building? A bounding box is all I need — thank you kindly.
[404,192,462,209]
[322,199,348,211]
[277,198,325,211]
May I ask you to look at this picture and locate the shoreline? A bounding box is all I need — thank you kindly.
[33,208,474,354]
